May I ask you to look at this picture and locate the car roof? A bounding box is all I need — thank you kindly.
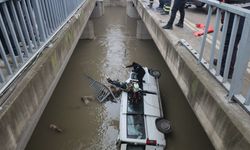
[119,67,166,147]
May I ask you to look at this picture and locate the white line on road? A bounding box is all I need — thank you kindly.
[177,14,221,50]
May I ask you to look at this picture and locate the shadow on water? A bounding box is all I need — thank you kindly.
[26,7,214,150]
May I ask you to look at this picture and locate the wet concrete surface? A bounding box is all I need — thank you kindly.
[26,7,214,150]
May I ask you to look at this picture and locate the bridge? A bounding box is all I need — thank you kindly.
[0,0,249,149]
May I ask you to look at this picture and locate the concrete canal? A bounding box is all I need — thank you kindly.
[26,6,214,150]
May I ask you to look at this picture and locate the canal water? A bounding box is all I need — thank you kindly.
[26,7,214,150]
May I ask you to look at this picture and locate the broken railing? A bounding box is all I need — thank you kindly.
[0,0,86,104]
[180,0,250,113]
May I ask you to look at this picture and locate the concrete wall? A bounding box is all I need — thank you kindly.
[127,0,140,18]
[131,0,250,150]
[0,0,96,149]
[136,20,152,39]
[91,0,105,18]
[80,20,96,40]
[104,0,127,7]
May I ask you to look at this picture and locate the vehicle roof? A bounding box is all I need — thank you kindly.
[119,67,166,147]
[121,68,161,117]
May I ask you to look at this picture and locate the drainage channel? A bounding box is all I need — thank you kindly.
[26,6,214,150]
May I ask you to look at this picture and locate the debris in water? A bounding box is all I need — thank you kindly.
[83,96,95,101]
[84,75,117,102]
[110,85,122,97]
[49,124,63,133]
[81,96,94,105]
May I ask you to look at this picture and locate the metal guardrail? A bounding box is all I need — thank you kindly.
[0,0,86,104]
[180,0,250,112]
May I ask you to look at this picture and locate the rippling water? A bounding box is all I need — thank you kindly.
[26,7,214,150]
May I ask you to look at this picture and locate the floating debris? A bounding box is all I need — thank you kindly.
[81,96,95,105]
[84,75,118,102]
[81,97,89,105]
[49,124,63,133]
[83,96,95,101]
[110,85,122,97]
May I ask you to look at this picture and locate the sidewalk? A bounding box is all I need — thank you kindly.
[141,0,250,97]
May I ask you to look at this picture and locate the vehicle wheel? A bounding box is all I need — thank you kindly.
[195,3,205,8]
[155,118,171,134]
[185,4,191,8]
[149,69,161,79]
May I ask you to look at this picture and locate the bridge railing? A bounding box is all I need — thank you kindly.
[180,0,250,112]
[0,0,86,104]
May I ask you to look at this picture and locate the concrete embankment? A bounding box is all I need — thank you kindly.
[104,0,127,6]
[130,0,250,149]
[0,0,96,149]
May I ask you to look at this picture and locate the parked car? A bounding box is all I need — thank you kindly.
[185,0,218,13]
[186,0,206,8]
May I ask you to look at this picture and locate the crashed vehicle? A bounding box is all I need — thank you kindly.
[116,67,171,150]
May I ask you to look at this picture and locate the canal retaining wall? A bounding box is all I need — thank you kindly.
[104,0,127,6]
[0,0,96,149]
[130,0,250,150]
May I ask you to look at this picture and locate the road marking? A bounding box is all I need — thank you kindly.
[144,0,250,75]
[144,0,221,49]
[177,14,221,50]
[179,15,250,73]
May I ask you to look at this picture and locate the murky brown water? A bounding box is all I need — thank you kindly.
[26,7,214,150]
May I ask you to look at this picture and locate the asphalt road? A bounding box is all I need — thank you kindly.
[184,6,221,49]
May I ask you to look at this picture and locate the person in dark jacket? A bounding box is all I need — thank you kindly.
[163,0,186,29]
[157,0,165,10]
[215,0,250,78]
[148,0,154,8]
[126,62,145,88]
[149,0,170,10]
[161,0,171,15]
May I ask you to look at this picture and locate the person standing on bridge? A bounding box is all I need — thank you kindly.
[148,0,154,8]
[148,0,162,9]
[158,0,171,10]
[161,0,172,15]
[162,0,186,29]
[157,0,165,10]
[214,0,250,78]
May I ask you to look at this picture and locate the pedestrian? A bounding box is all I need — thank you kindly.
[126,62,145,88]
[148,0,154,8]
[161,0,171,15]
[157,0,164,10]
[162,0,186,29]
[214,0,250,78]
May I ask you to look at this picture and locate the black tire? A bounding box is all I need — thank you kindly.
[195,4,205,8]
[185,4,191,8]
[155,118,171,134]
[149,69,161,79]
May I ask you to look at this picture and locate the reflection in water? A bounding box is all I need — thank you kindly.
[26,7,214,150]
